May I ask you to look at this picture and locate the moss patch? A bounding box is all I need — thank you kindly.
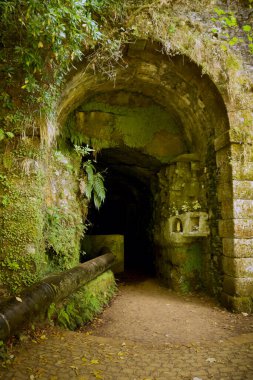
[44,148,85,271]
[47,270,117,330]
[65,101,185,162]
[0,138,46,294]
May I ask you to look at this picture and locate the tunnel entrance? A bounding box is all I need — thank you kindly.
[61,45,230,295]
[86,147,160,275]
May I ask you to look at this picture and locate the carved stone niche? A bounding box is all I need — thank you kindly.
[169,212,210,241]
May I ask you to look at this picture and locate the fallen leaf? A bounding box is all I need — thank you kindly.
[40,335,47,340]
[91,370,103,379]
[193,377,202,380]
[90,359,99,365]
[16,296,22,302]
[242,312,248,317]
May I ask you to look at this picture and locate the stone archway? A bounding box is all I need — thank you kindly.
[57,40,252,312]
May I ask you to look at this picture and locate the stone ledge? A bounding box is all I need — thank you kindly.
[214,130,238,151]
[223,256,253,277]
[223,238,253,258]
[223,275,253,297]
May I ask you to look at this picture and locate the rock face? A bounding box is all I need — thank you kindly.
[0,1,253,312]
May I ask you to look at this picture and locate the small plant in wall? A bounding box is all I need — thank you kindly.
[74,145,106,209]
[169,200,202,216]
[211,6,253,54]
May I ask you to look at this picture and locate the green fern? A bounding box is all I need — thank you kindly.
[46,270,117,330]
[75,145,106,209]
[93,173,106,209]
[58,308,70,328]
[94,173,106,199]
[47,303,56,321]
[83,160,95,183]
[84,181,93,200]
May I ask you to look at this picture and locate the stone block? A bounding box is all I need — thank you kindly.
[221,199,253,219]
[214,131,230,151]
[221,292,253,313]
[217,181,232,201]
[223,238,253,258]
[233,180,253,200]
[223,275,253,297]
[223,256,253,277]
[214,126,253,151]
[217,165,232,186]
[232,161,253,181]
[220,200,234,219]
[230,143,253,162]
[233,199,253,219]
[227,109,253,136]
[136,62,158,81]
[127,39,147,54]
[219,219,253,238]
[215,146,231,168]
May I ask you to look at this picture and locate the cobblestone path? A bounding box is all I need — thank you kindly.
[1,277,253,380]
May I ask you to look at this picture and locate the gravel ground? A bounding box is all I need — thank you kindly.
[1,275,253,380]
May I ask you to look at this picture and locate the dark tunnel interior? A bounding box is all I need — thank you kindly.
[85,148,159,275]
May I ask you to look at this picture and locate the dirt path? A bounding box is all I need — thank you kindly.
[88,275,253,345]
[1,275,253,380]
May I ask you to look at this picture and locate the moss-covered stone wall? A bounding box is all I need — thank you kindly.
[65,92,186,163]
[0,136,88,296]
[43,146,86,271]
[0,137,46,295]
